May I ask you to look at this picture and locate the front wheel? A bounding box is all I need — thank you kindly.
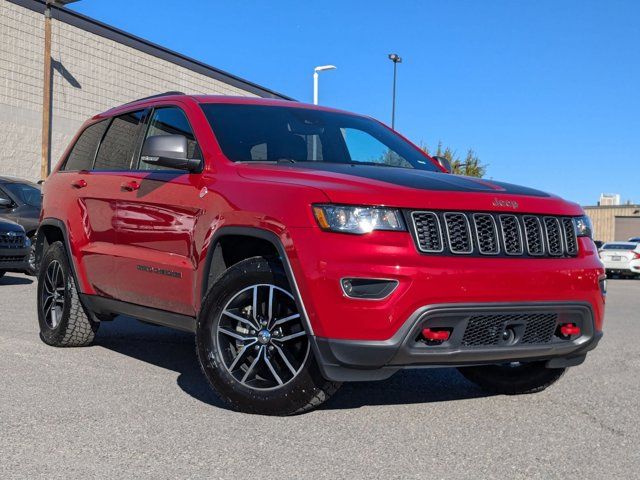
[196,256,340,415]
[457,362,566,395]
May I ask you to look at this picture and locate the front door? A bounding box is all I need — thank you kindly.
[113,105,205,316]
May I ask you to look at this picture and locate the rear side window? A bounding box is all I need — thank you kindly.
[137,107,201,171]
[63,121,108,171]
[94,111,145,171]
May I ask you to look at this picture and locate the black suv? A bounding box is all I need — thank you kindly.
[0,219,29,279]
[0,176,41,273]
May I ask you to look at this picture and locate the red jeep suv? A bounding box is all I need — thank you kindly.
[36,93,605,415]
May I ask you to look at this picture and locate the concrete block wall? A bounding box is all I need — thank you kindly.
[0,0,259,181]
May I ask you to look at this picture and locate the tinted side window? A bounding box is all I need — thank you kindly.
[94,111,145,171]
[138,107,201,171]
[63,121,108,171]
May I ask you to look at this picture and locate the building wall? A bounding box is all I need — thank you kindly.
[583,205,640,242]
[0,0,267,181]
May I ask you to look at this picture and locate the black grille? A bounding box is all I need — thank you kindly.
[521,314,558,344]
[411,212,443,252]
[499,215,523,255]
[561,218,578,255]
[523,216,544,255]
[543,217,563,256]
[444,213,472,254]
[473,214,499,254]
[409,211,579,258]
[461,313,558,346]
[0,255,25,262]
[0,232,25,248]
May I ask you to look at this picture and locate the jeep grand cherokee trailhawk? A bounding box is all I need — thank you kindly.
[35,93,605,415]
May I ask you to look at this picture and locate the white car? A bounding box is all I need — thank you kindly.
[599,242,640,278]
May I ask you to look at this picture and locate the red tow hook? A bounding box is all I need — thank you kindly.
[560,323,581,337]
[422,328,450,342]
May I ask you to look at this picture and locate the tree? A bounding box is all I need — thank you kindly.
[422,141,487,178]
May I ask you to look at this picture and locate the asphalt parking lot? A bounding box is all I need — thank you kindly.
[1,274,639,479]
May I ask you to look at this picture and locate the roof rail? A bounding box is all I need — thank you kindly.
[125,91,186,105]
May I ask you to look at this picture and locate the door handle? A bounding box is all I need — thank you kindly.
[71,179,87,189]
[120,180,140,192]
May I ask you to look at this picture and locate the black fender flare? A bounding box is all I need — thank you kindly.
[36,218,83,293]
[200,226,316,337]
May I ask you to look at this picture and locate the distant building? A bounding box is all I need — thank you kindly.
[598,193,621,206]
[583,204,640,242]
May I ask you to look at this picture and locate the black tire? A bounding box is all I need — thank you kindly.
[457,362,566,395]
[37,241,98,347]
[0,271,5,279]
[196,256,340,415]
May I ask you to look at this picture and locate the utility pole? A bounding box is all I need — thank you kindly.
[41,0,80,180]
[41,1,53,180]
[388,53,402,130]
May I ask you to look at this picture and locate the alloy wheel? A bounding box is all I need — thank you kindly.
[41,260,66,328]
[215,284,310,391]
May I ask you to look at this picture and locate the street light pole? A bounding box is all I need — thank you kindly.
[312,65,336,105]
[312,65,336,160]
[388,53,402,130]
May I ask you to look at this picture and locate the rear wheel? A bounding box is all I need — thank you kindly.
[196,256,340,415]
[458,361,566,395]
[37,241,98,347]
[0,271,5,279]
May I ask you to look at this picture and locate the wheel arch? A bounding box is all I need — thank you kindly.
[200,226,314,336]
[36,219,82,292]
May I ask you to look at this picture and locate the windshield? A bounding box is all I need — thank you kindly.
[3,182,41,207]
[602,243,636,250]
[200,104,438,171]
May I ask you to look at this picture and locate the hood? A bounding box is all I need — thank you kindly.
[237,162,583,216]
[0,217,25,232]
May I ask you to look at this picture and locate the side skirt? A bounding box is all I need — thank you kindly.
[80,294,196,333]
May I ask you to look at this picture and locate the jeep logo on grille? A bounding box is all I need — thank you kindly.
[492,198,519,209]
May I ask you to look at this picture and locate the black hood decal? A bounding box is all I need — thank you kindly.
[287,162,550,197]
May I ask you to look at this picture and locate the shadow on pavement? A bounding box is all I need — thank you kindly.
[95,316,492,412]
[0,273,34,285]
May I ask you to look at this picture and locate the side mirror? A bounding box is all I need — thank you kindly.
[0,197,12,208]
[141,135,201,172]
[433,156,452,173]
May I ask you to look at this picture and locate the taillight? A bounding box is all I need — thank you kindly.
[633,251,640,260]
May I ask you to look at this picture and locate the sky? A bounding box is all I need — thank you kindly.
[69,0,640,206]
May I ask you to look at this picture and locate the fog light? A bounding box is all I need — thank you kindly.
[340,278,398,300]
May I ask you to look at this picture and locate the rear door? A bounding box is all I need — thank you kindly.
[71,110,146,298]
[113,105,205,315]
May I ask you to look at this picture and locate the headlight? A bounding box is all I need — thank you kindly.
[24,236,31,248]
[573,215,593,238]
[313,205,406,234]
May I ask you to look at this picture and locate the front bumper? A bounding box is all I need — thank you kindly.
[289,228,606,340]
[314,302,602,382]
[0,247,29,272]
